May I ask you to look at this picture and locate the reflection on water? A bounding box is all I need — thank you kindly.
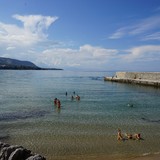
[0,70,160,160]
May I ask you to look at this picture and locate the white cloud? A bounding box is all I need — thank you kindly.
[35,44,119,69]
[0,14,58,47]
[80,44,118,57]
[6,46,16,50]
[109,15,160,40]
[142,32,160,41]
[13,14,57,36]
[123,45,160,61]
[109,27,127,39]
[130,16,160,35]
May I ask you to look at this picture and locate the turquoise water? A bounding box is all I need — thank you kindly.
[0,70,160,160]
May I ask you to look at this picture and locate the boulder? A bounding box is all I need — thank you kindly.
[0,142,46,160]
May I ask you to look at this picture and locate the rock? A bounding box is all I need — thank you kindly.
[0,142,46,160]
[8,148,31,160]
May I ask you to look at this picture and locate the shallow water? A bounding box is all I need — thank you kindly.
[0,70,160,159]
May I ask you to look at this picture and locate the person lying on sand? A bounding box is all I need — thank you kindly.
[125,133,133,139]
[134,133,141,140]
[125,133,142,140]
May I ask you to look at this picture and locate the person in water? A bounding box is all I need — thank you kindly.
[117,129,123,140]
[66,92,68,96]
[76,95,80,101]
[54,98,57,105]
[71,95,74,100]
[57,99,61,108]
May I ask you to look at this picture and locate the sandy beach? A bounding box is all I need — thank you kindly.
[131,154,160,160]
[50,153,160,160]
[84,153,160,160]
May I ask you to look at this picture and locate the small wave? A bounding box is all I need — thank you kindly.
[142,152,151,156]
[0,95,3,100]
[141,117,160,123]
[89,76,103,81]
[142,152,160,157]
[0,135,9,140]
[0,110,49,121]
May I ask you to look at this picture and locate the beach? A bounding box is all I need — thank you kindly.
[130,154,160,160]
[47,153,160,160]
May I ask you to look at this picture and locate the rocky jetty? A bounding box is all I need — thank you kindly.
[0,142,46,160]
[104,72,160,87]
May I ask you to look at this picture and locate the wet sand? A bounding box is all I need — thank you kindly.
[50,153,160,160]
[131,154,160,160]
[98,154,160,160]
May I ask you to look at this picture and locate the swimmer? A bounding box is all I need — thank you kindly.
[127,104,133,107]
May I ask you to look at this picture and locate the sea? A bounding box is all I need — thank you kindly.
[0,70,160,160]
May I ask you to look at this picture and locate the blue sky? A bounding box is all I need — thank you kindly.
[0,0,160,71]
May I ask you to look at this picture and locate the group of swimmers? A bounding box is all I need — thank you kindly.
[54,91,80,108]
[66,91,80,101]
[117,128,142,141]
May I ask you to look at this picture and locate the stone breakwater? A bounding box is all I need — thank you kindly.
[104,72,160,87]
[0,142,46,160]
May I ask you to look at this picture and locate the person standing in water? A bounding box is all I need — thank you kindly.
[76,95,80,101]
[71,95,74,100]
[57,99,61,108]
[54,98,57,106]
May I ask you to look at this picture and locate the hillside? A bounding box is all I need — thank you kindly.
[0,57,62,70]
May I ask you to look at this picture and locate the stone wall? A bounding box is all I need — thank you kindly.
[115,72,160,81]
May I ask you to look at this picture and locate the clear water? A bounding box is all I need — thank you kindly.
[0,70,160,160]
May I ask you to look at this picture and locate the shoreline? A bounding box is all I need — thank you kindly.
[52,153,160,160]
[130,153,160,160]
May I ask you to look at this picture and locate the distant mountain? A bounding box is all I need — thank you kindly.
[0,57,63,70]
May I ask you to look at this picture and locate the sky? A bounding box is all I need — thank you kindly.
[0,0,160,71]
